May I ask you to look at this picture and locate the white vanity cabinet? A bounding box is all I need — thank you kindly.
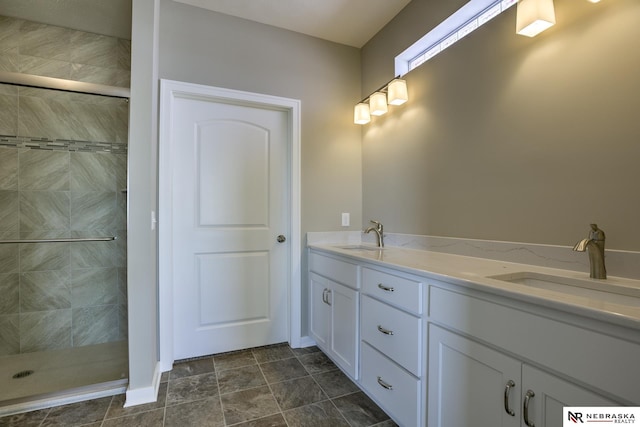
[308,251,359,379]
[428,325,617,427]
[359,266,425,427]
[428,285,636,427]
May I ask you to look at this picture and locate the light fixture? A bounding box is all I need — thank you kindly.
[353,77,409,125]
[354,103,371,125]
[369,92,388,116]
[387,79,408,106]
[516,0,556,37]
[586,0,600,3]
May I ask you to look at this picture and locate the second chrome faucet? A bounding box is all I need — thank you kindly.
[364,220,384,248]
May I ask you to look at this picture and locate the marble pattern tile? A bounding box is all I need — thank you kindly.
[40,396,111,426]
[0,147,18,190]
[164,397,225,427]
[213,349,257,371]
[332,392,390,427]
[70,191,117,231]
[72,304,119,346]
[270,376,327,410]
[20,270,71,312]
[260,358,308,384]
[0,47,20,73]
[220,386,280,425]
[297,351,339,375]
[70,267,118,307]
[0,16,23,52]
[0,190,19,231]
[170,357,215,380]
[252,342,295,363]
[102,408,164,427]
[0,407,49,427]
[0,243,18,273]
[117,267,127,305]
[71,63,130,88]
[19,95,84,140]
[283,400,350,427]
[217,364,266,394]
[70,152,116,191]
[20,309,72,352]
[233,414,288,427]
[19,242,69,272]
[0,313,19,355]
[117,39,131,71]
[19,191,70,232]
[18,149,69,191]
[0,272,19,314]
[118,303,128,341]
[19,54,71,80]
[0,93,18,135]
[312,369,360,398]
[19,21,72,62]
[0,82,18,95]
[69,240,115,269]
[166,372,219,406]
[70,31,118,69]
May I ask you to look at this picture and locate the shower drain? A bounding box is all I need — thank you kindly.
[12,370,34,379]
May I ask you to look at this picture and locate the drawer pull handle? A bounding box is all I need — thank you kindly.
[504,380,516,416]
[377,325,394,335]
[523,390,535,427]
[377,376,393,390]
[377,283,395,292]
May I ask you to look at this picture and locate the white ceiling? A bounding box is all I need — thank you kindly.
[173,0,412,48]
[0,0,411,47]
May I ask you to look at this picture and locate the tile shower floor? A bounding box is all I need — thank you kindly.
[0,343,397,427]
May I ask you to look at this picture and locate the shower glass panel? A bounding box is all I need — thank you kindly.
[0,84,129,405]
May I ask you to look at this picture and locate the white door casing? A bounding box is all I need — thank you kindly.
[159,80,301,368]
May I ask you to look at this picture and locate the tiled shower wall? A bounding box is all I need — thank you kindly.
[0,16,129,356]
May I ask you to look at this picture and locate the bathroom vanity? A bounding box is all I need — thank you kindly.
[308,243,640,426]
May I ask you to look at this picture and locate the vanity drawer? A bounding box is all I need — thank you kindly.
[360,342,421,427]
[362,267,422,313]
[309,251,359,289]
[361,295,422,376]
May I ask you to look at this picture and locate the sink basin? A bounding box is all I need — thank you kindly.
[336,245,383,251]
[488,272,640,305]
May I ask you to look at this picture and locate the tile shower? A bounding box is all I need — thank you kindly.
[0,15,130,406]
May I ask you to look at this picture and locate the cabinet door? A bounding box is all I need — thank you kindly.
[309,273,330,349]
[329,282,358,379]
[522,365,619,427]
[428,325,521,427]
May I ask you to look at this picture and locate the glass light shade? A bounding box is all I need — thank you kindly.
[516,0,556,37]
[354,103,371,125]
[369,92,388,116]
[387,79,408,105]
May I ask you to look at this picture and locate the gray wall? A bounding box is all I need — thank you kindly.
[158,0,363,235]
[361,0,640,251]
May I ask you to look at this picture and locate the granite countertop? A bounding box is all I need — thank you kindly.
[309,243,640,330]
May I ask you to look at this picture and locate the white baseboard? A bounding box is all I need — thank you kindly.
[298,335,316,348]
[124,362,161,407]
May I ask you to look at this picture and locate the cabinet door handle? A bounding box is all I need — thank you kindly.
[377,376,393,390]
[322,289,326,304]
[377,283,395,292]
[523,390,535,427]
[503,380,516,416]
[325,289,332,306]
[377,325,394,335]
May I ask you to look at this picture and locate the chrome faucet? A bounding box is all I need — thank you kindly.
[364,220,384,248]
[573,224,606,279]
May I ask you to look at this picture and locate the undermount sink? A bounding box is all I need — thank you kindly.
[337,245,384,251]
[488,271,640,305]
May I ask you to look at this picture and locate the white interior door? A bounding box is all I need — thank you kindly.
[169,93,289,360]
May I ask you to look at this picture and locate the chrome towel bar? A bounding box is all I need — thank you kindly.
[0,237,116,244]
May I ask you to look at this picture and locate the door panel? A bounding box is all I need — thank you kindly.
[171,96,288,359]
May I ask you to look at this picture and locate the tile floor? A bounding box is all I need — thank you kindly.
[0,344,397,427]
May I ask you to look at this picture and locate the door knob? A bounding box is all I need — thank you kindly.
[277,235,286,243]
